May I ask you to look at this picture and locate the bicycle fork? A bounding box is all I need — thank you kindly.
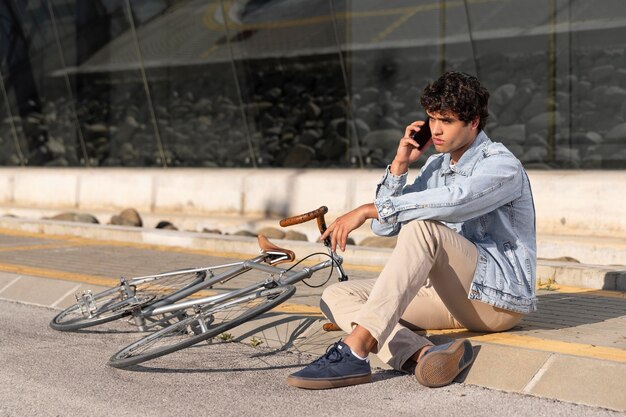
[75,290,97,317]
[75,277,136,318]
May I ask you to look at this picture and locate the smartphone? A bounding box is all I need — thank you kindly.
[410,122,431,150]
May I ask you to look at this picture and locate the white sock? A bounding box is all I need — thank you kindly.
[339,344,368,361]
[351,350,369,361]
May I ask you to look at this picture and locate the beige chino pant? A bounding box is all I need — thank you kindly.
[321,220,523,371]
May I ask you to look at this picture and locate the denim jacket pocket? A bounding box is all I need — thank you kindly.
[503,241,527,289]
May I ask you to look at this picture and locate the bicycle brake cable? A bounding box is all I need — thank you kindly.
[285,252,339,288]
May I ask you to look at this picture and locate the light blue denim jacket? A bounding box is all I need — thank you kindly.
[372,131,537,314]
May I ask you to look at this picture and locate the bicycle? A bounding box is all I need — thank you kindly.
[48,206,346,368]
[107,206,347,368]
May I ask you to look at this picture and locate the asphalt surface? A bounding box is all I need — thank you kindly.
[1,300,622,417]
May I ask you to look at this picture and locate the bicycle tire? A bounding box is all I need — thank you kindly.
[108,284,296,368]
[50,269,206,332]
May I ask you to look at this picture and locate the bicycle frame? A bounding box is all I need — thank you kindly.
[147,255,341,315]
[127,236,347,331]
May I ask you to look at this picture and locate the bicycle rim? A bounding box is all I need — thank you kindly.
[50,286,133,331]
[50,269,206,331]
[108,285,295,368]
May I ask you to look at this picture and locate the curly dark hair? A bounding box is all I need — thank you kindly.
[420,71,490,131]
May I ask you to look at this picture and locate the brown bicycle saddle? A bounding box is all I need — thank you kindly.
[257,235,296,265]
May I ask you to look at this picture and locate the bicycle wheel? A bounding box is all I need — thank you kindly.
[108,284,295,368]
[50,269,206,332]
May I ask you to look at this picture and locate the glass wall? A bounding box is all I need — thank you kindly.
[1,0,625,169]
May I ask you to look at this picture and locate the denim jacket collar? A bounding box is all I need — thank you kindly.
[441,130,489,177]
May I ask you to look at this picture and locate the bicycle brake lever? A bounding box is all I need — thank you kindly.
[330,252,349,282]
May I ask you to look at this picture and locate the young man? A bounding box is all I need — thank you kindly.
[287,71,536,389]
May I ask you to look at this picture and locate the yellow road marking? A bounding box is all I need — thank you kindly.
[538,284,626,299]
[0,262,118,287]
[272,303,321,315]
[0,227,386,273]
[0,228,101,244]
[425,329,626,363]
[0,243,91,252]
[0,227,254,261]
[0,260,216,297]
[0,259,318,314]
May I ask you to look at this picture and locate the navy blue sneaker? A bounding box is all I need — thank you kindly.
[415,339,474,388]
[287,341,372,389]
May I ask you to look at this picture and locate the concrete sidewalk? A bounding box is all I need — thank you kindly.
[0,220,624,412]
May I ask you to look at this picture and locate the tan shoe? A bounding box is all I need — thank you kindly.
[415,339,474,388]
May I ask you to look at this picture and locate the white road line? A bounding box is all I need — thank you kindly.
[0,275,22,294]
[50,284,82,308]
[522,354,556,394]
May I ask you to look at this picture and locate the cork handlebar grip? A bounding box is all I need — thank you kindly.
[279,206,328,234]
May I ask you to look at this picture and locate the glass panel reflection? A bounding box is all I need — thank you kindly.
[346,1,455,168]
[565,0,626,168]
[0,0,85,166]
[59,0,162,167]
[0,0,623,169]
[129,0,250,167]
[222,0,349,168]
[0,70,25,166]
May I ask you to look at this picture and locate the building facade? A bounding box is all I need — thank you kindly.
[1,0,625,169]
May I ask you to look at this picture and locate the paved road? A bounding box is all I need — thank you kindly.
[1,300,620,417]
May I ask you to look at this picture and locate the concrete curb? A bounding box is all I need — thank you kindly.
[538,260,626,291]
[2,168,626,238]
[1,216,624,290]
[538,234,626,266]
[3,204,626,266]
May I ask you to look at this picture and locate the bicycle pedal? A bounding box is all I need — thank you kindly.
[322,322,341,332]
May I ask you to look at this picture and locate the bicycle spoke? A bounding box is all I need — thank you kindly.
[51,270,206,331]
[119,296,266,357]
[109,285,296,368]
[132,270,206,300]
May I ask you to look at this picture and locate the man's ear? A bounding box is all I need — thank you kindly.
[470,117,480,130]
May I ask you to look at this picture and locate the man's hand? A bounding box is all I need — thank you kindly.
[320,204,378,252]
[391,121,431,176]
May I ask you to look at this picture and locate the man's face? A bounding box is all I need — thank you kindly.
[426,111,479,162]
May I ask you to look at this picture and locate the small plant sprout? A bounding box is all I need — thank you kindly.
[540,277,557,291]
[217,332,233,342]
[250,337,264,347]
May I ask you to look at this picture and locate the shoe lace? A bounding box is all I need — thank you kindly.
[311,341,345,366]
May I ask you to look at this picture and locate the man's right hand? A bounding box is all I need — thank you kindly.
[391,121,431,176]
[320,204,377,252]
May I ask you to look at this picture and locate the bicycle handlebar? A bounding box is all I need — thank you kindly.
[279,206,328,235]
[279,206,347,281]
